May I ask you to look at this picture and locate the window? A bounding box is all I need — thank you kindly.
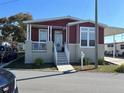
[39,29,48,42]
[81,32,88,46]
[107,44,113,47]
[121,44,124,49]
[89,32,95,46]
[80,27,95,47]
[32,29,48,51]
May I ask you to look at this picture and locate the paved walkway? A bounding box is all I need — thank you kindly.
[57,64,76,72]
[104,57,124,65]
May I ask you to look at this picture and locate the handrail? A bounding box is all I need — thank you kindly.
[54,44,58,65]
[32,41,47,51]
[64,44,70,64]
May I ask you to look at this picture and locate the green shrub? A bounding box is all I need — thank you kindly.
[34,58,44,66]
[98,58,105,65]
[83,57,91,65]
[116,64,124,73]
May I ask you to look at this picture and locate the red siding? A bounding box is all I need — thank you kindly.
[69,22,104,44]
[79,22,95,27]
[31,18,78,42]
[33,19,78,26]
[69,26,77,43]
[31,27,39,41]
[99,27,104,44]
[79,22,104,44]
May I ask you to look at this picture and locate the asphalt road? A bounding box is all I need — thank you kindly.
[10,70,124,93]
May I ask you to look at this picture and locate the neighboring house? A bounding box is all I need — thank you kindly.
[24,16,106,64]
[105,42,124,56]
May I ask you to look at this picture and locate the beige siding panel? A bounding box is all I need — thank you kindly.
[25,41,53,64]
[67,44,104,63]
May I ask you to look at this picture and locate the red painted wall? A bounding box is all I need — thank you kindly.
[33,19,78,26]
[31,18,78,42]
[31,27,39,41]
[31,19,104,44]
[69,26,77,43]
[69,22,104,44]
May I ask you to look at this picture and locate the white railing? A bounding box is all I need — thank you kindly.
[54,44,58,65]
[32,41,47,51]
[64,44,70,64]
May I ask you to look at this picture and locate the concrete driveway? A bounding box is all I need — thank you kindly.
[105,57,124,65]
[10,70,124,93]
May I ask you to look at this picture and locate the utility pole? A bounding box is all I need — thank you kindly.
[95,0,98,68]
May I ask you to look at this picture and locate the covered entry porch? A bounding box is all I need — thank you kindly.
[25,24,75,72]
[27,24,67,52]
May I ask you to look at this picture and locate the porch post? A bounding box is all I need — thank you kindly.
[48,26,50,41]
[67,26,69,43]
[50,26,52,41]
[26,24,29,41]
[113,35,116,58]
[29,24,32,41]
[66,26,68,43]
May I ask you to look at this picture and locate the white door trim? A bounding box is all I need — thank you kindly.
[54,31,63,51]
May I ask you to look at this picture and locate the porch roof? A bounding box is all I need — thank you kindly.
[67,21,124,36]
[104,27,124,36]
[23,16,82,24]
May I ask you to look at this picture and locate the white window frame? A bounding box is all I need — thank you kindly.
[80,27,95,48]
[39,29,48,43]
[32,29,48,51]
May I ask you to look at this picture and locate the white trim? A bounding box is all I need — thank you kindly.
[54,31,63,51]
[50,26,52,41]
[27,24,29,40]
[66,43,94,49]
[32,41,47,52]
[80,46,95,48]
[68,26,70,43]
[80,27,95,48]
[38,29,48,42]
[67,20,107,27]
[23,16,81,24]
[48,26,50,41]
[66,26,68,43]
[29,24,32,40]
[67,44,80,45]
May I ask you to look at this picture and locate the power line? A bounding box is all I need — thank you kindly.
[0,0,19,6]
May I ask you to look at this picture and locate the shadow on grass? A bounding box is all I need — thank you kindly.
[80,67,96,71]
[4,56,57,70]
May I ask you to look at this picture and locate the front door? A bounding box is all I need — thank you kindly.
[54,31,63,52]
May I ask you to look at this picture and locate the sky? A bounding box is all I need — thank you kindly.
[0,0,124,43]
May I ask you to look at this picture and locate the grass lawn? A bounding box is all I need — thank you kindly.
[5,55,120,73]
[4,56,57,71]
[73,64,119,73]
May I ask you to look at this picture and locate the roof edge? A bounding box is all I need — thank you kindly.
[23,16,82,24]
[67,20,108,27]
